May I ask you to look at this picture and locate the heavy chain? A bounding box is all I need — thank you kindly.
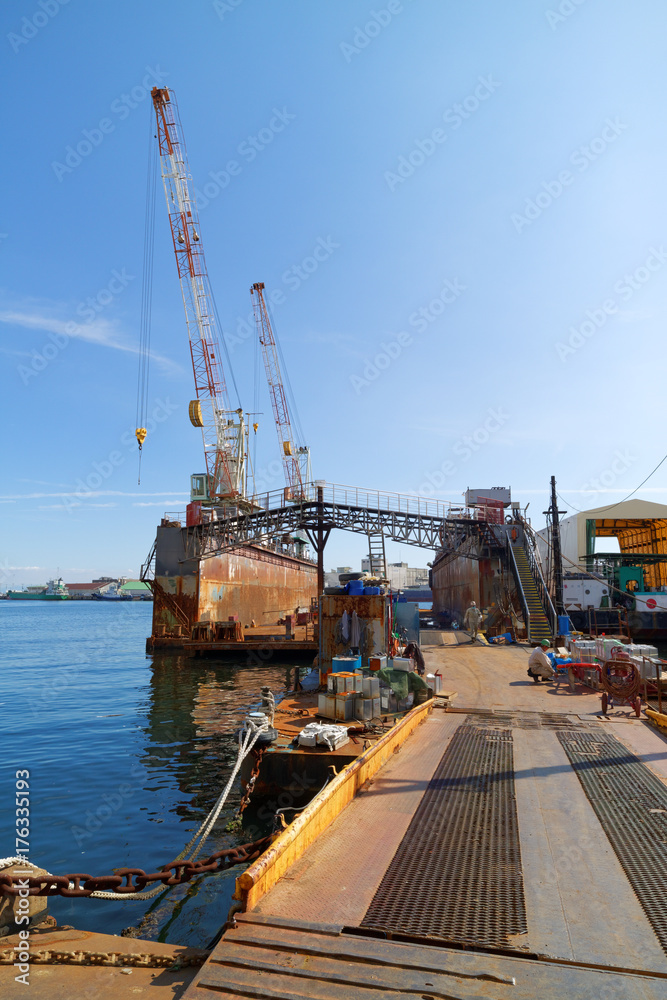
[0,835,272,899]
[0,948,207,968]
[236,748,264,817]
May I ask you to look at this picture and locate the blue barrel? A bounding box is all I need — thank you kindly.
[558,614,572,635]
[347,580,364,595]
[363,586,380,595]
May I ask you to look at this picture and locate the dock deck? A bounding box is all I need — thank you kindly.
[149,623,318,657]
[182,634,667,998]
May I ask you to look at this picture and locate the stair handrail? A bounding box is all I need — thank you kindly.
[521,522,557,635]
[507,537,532,641]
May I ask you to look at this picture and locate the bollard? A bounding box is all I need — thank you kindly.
[0,864,49,935]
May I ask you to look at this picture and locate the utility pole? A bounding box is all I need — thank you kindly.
[545,475,566,615]
[301,485,331,597]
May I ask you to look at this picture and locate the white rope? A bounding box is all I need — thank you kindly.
[1,716,270,902]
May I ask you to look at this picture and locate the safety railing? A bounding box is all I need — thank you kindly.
[319,482,455,520]
[507,539,531,640]
[523,527,558,635]
[162,510,186,524]
[166,482,459,524]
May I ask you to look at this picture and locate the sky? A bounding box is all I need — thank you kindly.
[2,0,667,588]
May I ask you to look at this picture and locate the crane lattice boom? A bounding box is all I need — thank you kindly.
[151,87,244,501]
[250,282,307,499]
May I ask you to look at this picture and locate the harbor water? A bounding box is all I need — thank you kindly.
[0,601,300,948]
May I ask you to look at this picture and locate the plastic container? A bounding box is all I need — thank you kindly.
[332,654,362,672]
[557,615,572,635]
[346,579,364,595]
[363,586,380,595]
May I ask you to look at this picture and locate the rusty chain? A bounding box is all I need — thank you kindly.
[0,834,273,899]
[236,748,264,817]
[0,947,208,968]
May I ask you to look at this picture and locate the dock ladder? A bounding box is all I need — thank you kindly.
[367,532,387,579]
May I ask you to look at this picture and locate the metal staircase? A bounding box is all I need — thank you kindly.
[510,543,554,643]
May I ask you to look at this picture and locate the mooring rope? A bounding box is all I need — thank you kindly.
[1,715,269,902]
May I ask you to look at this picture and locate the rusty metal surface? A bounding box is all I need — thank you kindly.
[431,531,504,616]
[558,728,667,957]
[0,925,202,999]
[180,912,667,999]
[512,726,667,971]
[613,720,667,782]
[152,525,316,635]
[319,594,387,667]
[361,722,527,949]
[254,712,463,925]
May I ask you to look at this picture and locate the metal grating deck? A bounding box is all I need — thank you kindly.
[558,729,667,955]
[360,723,528,949]
[461,710,600,730]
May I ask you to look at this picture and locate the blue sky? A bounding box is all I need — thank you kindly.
[2,0,667,587]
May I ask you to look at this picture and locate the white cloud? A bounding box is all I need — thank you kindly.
[38,503,80,509]
[132,501,183,507]
[0,490,188,500]
[0,305,181,375]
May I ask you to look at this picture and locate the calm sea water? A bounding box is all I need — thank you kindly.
[0,601,300,948]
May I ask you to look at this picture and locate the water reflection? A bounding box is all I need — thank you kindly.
[124,654,300,945]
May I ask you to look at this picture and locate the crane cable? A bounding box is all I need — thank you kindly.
[266,299,306,449]
[249,305,262,496]
[135,110,158,483]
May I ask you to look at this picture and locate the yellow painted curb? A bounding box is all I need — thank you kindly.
[646,707,667,732]
[234,699,433,911]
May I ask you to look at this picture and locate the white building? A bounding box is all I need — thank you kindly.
[360,559,429,590]
[535,499,667,611]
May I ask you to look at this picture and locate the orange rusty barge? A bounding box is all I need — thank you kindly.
[145,513,318,656]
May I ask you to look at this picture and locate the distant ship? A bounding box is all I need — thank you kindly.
[92,584,133,602]
[7,578,70,600]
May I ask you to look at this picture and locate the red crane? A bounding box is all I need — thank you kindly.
[250,282,309,500]
[150,87,245,503]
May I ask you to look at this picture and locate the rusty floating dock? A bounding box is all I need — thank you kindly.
[180,636,667,999]
[147,622,318,658]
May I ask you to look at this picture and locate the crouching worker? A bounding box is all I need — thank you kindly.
[527,639,555,683]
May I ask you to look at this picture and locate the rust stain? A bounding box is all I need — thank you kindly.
[150,529,317,642]
[431,541,504,617]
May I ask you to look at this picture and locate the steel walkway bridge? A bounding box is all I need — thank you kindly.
[142,481,557,639]
[143,483,458,593]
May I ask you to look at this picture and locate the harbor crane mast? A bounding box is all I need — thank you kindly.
[151,87,245,504]
[250,282,309,500]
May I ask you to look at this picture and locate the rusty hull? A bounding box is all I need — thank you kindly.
[151,524,317,639]
[431,535,505,618]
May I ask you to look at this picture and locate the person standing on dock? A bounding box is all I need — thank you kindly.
[527,640,555,683]
[464,601,483,642]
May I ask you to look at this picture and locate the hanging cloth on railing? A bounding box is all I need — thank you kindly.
[341,610,350,644]
[350,610,361,649]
